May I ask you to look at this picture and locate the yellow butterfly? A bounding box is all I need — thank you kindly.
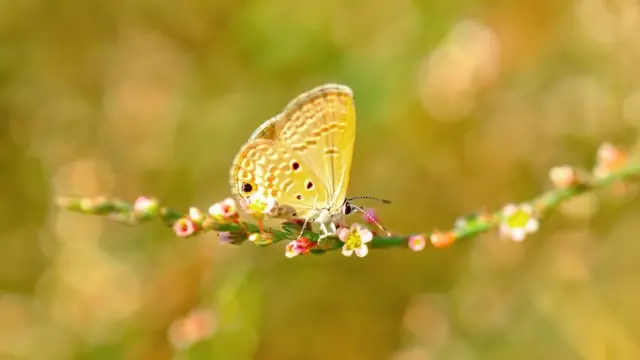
[229,84,357,238]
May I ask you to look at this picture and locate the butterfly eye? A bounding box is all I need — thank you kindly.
[305,180,314,190]
[241,182,254,193]
[344,203,352,215]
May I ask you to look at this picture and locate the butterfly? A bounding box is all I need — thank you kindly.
[229,83,360,239]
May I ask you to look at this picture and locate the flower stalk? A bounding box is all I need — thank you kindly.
[55,143,640,257]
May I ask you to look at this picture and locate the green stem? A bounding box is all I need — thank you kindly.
[55,158,640,254]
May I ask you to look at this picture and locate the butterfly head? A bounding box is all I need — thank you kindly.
[342,200,354,216]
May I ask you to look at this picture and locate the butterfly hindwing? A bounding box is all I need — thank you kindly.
[230,138,329,220]
[248,114,279,141]
[229,115,277,200]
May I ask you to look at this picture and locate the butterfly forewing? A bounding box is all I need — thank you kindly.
[275,84,355,211]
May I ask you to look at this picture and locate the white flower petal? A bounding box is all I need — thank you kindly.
[284,241,299,258]
[359,228,373,243]
[337,228,350,242]
[525,219,539,233]
[188,207,204,221]
[134,197,155,212]
[354,244,369,257]
[502,204,518,216]
[208,204,221,217]
[342,246,354,257]
[521,203,534,214]
[510,228,526,242]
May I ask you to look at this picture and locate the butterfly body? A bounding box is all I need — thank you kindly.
[230,83,356,236]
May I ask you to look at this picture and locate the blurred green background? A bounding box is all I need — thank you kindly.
[3,0,640,359]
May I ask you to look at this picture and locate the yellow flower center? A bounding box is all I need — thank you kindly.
[506,209,530,228]
[344,231,362,250]
[247,200,270,218]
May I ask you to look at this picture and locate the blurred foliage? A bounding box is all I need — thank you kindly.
[3,0,640,359]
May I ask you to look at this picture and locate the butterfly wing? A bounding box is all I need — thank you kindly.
[274,84,356,212]
[229,138,330,219]
[248,114,280,141]
[229,115,278,202]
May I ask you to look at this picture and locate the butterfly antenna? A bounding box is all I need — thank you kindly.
[347,196,392,204]
[349,202,392,237]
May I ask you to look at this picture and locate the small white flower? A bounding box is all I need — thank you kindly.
[239,192,278,219]
[408,234,427,252]
[284,237,316,258]
[285,240,301,258]
[188,207,205,222]
[208,198,238,222]
[336,223,373,257]
[247,232,273,246]
[549,165,576,189]
[173,217,197,238]
[499,203,539,242]
[133,196,159,214]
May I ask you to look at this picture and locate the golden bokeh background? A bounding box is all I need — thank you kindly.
[3,0,640,359]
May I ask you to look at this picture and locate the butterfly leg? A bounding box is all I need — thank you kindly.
[317,222,336,245]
